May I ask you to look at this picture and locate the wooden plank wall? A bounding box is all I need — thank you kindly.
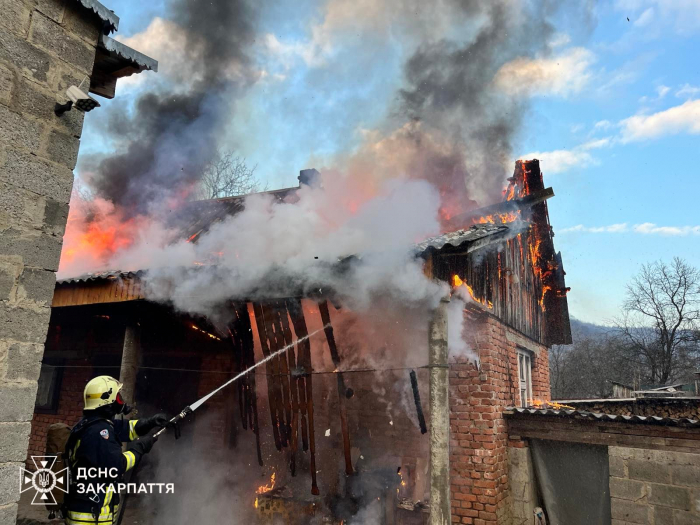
[433,231,546,345]
[52,277,145,307]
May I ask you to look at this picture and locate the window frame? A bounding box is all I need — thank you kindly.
[516,349,533,408]
[35,361,64,414]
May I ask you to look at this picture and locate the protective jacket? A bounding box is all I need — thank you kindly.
[64,415,149,524]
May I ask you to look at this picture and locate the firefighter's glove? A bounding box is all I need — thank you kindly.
[129,434,158,456]
[134,413,169,434]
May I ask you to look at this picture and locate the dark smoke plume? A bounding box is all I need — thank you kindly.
[86,0,261,215]
[394,0,589,207]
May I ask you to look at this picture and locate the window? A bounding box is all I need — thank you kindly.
[35,363,63,413]
[517,350,533,407]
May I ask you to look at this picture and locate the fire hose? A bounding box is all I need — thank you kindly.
[116,325,329,524]
[152,323,329,439]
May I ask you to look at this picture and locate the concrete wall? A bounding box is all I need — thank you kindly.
[0,1,100,522]
[449,313,549,525]
[609,446,700,525]
[507,445,537,525]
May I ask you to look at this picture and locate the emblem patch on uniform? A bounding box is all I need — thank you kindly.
[100,429,109,440]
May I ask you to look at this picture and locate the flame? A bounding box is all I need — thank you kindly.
[474,211,520,225]
[539,285,552,309]
[451,275,493,309]
[254,498,258,509]
[504,181,518,201]
[397,469,407,496]
[256,472,276,495]
[190,323,221,341]
[529,399,574,410]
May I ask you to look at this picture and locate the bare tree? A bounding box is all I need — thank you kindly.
[196,150,263,200]
[615,258,700,385]
[550,330,629,400]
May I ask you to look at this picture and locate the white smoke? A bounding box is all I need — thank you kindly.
[108,174,448,321]
[447,291,480,368]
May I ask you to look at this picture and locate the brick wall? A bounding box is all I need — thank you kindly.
[26,364,91,458]
[609,446,700,525]
[0,1,101,523]
[449,312,549,525]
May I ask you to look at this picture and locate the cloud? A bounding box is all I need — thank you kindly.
[616,0,700,33]
[115,18,191,90]
[634,7,655,26]
[263,0,466,68]
[559,222,700,236]
[676,84,700,99]
[559,223,628,233]
[633,223,700,236]
[619,99,700,142]
[656,85,670,98]
[519,136,611,174]
[594,120,612,130]
[493,47,596,98]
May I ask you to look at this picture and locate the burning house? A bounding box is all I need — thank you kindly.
[24,159,574,524]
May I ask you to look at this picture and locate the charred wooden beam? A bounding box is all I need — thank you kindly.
[318,300,354,476]
[448,187,554,228]
[261,302,291,447]
[286,298,319,495]
[231,302,263,466]
[276,300,302,476]
[252,302,283,451]
[409,370,428,435]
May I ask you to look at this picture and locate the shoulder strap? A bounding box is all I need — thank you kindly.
[64,418,112,464]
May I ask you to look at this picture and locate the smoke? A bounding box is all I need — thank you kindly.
[80,0,261,215]
[315,0,595,217]
[448,293,480,368]
[105,176,448,322]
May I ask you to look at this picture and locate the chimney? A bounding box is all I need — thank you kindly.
[298,168,321,188]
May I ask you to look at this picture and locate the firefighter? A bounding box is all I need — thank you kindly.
[63,375,168,524]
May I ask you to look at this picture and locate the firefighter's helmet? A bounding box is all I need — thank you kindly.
[83,375,124,411]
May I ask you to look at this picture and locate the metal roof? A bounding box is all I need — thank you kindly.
[505,406,700,428]
[415,222,527,254]
[56,271,141,285]
[73,0,119,32]
[98,35,159,72]
[53,271,145,307]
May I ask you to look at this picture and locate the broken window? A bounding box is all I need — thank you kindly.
[517,350,532,407]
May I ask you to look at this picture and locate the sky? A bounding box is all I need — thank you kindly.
[79,0,700,326]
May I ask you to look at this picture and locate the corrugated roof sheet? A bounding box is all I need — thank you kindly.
[505,406,700,428]
[73,0,119,31]
[56,271,141,285]
[415,222,526,254]
[53,271,145,306]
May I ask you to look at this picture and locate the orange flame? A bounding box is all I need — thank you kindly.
[256,472,276,495]
[474,211,520,225]
[190,323,221,341]
[451,275,493,309]
[529,399,574,410]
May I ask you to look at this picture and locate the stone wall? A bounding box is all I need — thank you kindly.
[0,1,100,522]
[507,444,537,525]
[609,446,700,525]
[449,313,549,525]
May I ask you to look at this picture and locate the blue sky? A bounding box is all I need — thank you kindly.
[82,0,700,325]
